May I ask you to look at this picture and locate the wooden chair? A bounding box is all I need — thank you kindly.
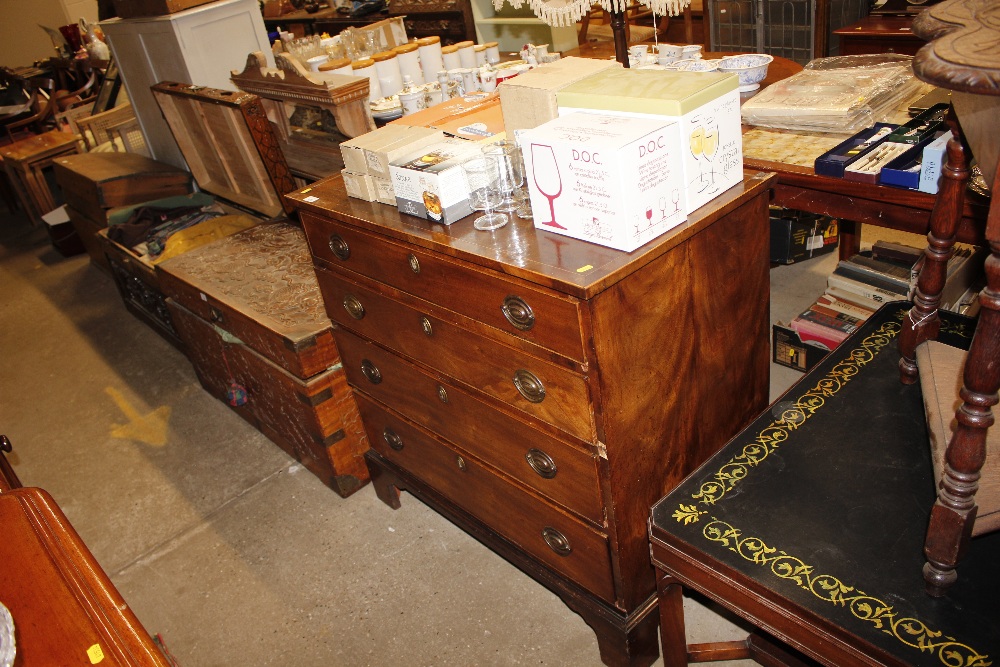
[74,103,136,152]
[648,1,999,664]
[578,3,670,45]
[3,78,58,142]
[108,116,149,156]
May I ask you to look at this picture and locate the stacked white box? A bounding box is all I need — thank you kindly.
[518,112,686,252]
[556,68,742,215]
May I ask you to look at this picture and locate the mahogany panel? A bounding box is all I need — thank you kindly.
[300,212,589,364]
[361,397,617,604]
[337,328,606,524]
[314,264,596,442]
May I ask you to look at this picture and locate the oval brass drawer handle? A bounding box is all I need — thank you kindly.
[407,253,421,274]
[542,527,572,556]
[456,454,467,471]
[525,448,557,479]
[420,316,433,337]
[501,295,535,331]
[360,359,382,385]
[513,369,546,403]
[383,427,404,451]
[343,294,365,320]
[437,385,449,403]
[328,234,350,261]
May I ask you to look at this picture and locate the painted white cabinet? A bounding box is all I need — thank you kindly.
[101,0,274,168]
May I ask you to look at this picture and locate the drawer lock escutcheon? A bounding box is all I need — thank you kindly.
[328,234,350,261]
[343,294,365,320]
[209,306,225,325]
[525,449,557,479]
[383,427,404,451]
[437,385,449,403]
[513,369,546,403]
[420,316,433,337]
[407,253,421,274]
[501,295,535,331]
[542,527,572,556]
[360,359,382,385]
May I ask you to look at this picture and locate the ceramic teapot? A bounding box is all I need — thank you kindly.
[79,18,110,61]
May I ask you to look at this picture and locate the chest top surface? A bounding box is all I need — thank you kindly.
[287,171,774,300]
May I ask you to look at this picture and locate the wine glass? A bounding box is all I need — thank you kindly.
[530,143,564,229]
[703,125,719,186]
[483,141,522,213]
[462,156,508,231]
[689,125,705,189]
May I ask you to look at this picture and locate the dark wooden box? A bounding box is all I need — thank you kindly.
[158,222,369,496]
[53,152,193,272]
[53,153,193,225]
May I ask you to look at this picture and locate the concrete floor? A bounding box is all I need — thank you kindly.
[0,206,911,667]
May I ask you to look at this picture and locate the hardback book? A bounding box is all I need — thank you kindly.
[830,265,909,301]
[840,255,913,296]
[825,280,895,311]
[788,318,844,350]
[799,304,864,332]
[872,240,923,266]
[815,294,875,321]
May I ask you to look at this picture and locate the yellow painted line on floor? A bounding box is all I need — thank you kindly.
[105,387,171,447]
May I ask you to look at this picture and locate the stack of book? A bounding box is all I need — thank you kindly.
[783,240,984,359]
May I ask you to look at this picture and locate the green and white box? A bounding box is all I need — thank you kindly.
[518,112,686,252]
[389,138,484,225]
[557,68,742,214]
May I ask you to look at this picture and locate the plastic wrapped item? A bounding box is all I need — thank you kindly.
[741,55,923,134]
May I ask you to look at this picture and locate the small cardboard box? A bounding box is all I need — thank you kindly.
[918,131,950,194]
[879,134,940,190]
[342,169,378,201]
[883,102,949,145]
[365,127,444,180]
[389,138,485,224]
[340,125,416,174]
[518,112,686,252]
[769,210,839,265]
[498,57,622,135]
[556,68,742,215]
[373,176,396,205]
[773,323,828,372]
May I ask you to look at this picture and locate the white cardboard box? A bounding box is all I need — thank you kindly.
[389,138,484,224]
[556,69,742,215]
[518,113,686,252]
[342,169,377,201]
[918,131,950,194]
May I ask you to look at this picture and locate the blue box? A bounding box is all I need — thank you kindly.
[814,123,897,178]
[879,134,940,190]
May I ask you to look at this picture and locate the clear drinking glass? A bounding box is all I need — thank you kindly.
[483,141,522,213]
[462,156,508,231]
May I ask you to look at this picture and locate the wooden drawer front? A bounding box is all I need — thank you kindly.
[336,329,605,523]
[158,269,339,381]
[360,394,616,604]
[301,213,587,363]
[66,206,111,273]
[315,266,596,442]
[169,301,369,496]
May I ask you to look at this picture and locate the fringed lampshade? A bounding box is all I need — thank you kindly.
[492,0,691,28]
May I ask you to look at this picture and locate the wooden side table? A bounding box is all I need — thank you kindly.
[0,130,82,224]
[833,15,925,56]
[0,486,170,666]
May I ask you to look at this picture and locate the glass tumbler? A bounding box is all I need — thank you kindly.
[462,156,508,231]
[482,141,524,214]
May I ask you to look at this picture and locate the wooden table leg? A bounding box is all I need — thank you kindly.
[657,570,689,666]
[838,219,861,261]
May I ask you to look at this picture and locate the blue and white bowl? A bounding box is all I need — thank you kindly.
[718,53,773,92]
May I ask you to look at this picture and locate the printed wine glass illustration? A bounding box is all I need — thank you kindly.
[530,143,565,229]
[702,125,719,186]
[671,188,680,213]
[689,125,705,189]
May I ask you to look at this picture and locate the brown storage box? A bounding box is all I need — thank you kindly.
[158,222,369,495]
[113,0,216,18]
[53,153,194,224]
[53,153,193,272]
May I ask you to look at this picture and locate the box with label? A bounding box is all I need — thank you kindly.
[918,131,951,194]
[769,209,839,265]
[342,169,378,201]
[339,124,419,174]
[388,139,485,224]
[556,68,742,215]
[498,57,622,135]
[772,323,828,372]
[879,133,942,190]
[365,127,444,180]
[518,113,686,252]
[814,123,897,178]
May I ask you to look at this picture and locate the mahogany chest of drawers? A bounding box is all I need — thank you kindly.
[157,222,370,497]
[287,170,775,666]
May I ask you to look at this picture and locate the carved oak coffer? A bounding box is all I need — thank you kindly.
[158,222,369,497]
